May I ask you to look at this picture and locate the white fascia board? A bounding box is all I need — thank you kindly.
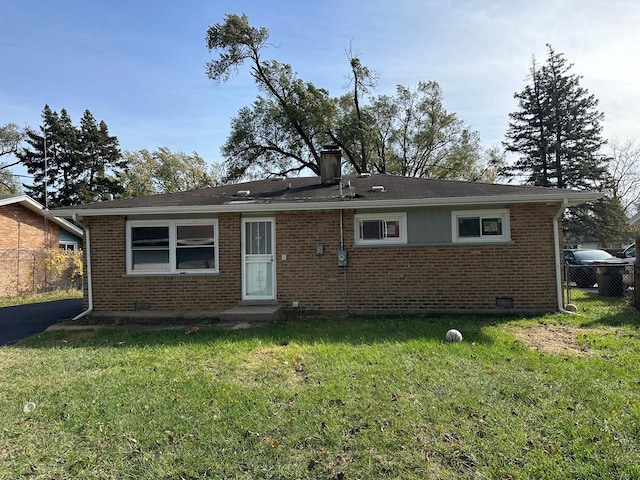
[0,194,83,236]
[40,209,84,237]
[51,191,603,218]
[629,211,640,226]
[53,216,84,237]
[0,194,43,212]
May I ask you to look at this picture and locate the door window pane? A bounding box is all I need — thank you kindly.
[246,221,272,255]
[245,261,273,297]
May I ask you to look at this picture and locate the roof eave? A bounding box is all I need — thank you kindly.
[51,191,603,218]
[0,194,83,237]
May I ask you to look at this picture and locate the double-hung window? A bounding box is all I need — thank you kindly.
[354,213,407,245]
[452,209,510,243]
[126,219,218,274]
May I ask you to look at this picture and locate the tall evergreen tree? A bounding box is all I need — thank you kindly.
[18,105,124,207]
[504,45,622,245]
[77,110,125,203]
[18,105,58,206]
[504,45,608,189]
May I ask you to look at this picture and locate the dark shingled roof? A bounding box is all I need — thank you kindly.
[52,174,600,215]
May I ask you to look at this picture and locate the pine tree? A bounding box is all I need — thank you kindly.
[504,46,623,246]
[18,105,125,207]
[77,110,125,203]
[504,45,608,189]
[19,105,58,206]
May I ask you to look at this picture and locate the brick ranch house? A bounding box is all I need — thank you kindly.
[1,194,83,296]
[52,150,600,320]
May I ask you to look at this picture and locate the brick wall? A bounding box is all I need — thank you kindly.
[85,214,241,314]
[0,203,59,249]
[276,204,558,314]
[84,203,560,316]
[0,204,61,296]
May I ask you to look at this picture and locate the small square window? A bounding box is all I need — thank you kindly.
[458,217,481,238]
[481,218,502,236]
[355,213,407,245]
[361,220,383,240]
[452,210,510,243]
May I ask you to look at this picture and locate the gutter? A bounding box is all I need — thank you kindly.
[50,191,603,218]
[553,199,574,314]
[72,214,93,320]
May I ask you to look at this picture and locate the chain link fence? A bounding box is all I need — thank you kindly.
[0,248,83,298]
[564,262,634,307]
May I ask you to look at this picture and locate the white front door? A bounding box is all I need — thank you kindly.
[242,218,276,300]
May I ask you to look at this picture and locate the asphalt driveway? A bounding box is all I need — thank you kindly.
[0,299,83,346]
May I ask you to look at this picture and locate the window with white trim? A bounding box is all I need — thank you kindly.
[452,209,510,243]
[126,219,218,274]
[59,241,78,252]
[354,213,407,245]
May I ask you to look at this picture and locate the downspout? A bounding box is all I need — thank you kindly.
[340,209,351,314]
[553,199,574,314]
[72,215,93,320]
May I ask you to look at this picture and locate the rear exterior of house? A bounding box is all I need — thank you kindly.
[81,202,558,317]
[54,155,600,319]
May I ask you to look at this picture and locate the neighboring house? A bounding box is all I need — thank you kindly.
[0,194,83,296]
[629,211,640,227]
[52,148,600,319]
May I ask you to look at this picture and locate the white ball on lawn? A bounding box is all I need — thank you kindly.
[445,329,463,343]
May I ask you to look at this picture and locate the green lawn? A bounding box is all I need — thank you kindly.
[1,292,638,479]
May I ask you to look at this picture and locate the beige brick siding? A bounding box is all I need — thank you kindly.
[0,203,58,249]
[277,204,557,313]
[85,203,560,315]
[0,204,60,296]
[84,214,241,313]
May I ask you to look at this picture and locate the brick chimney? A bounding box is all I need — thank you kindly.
[319,145,342,185]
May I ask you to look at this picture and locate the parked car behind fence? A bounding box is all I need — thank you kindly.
[613,244,635,288]
[563,249,615,288]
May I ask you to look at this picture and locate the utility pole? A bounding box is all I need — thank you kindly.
[44,133,48,210]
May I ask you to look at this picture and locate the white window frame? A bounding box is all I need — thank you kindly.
[126,219,219,274]
[354,212,407,246]
[451,209,510,243]
[59,241,78,252]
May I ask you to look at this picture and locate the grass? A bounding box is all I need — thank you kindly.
[0,289,82,308]
[0,291,639,479]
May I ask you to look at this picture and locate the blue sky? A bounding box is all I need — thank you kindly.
[2,0,639,180]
